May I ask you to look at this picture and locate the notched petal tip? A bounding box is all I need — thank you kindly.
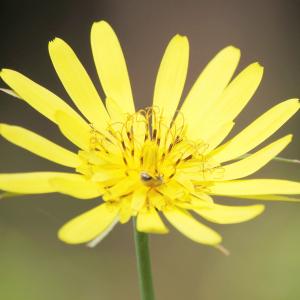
[221,45,241,59]
[92,20,111,29]
[173,34,189,44]
[251,61,264,71]
[48,37,65,50]
[226,45,241,52]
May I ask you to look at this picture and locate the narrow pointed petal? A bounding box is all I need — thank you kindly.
[181,46,240,137]
[58,204,120,244]
[48,38,109,130]
[0,172,76,194]
[50,174,103,199]
[211,98,300,163]
[163,207,221,245]
[105,97,127,123]
[195,203,265,224]
[0,69,84,125]
[195,63,264,140]
[55,110,91,150]
[91,21,135,114]
[0,124,80,168]
[205,121,235,152]
[220,135,292,180]
[137,208,169,234]
[153,35,189,125]
[131,187,148,211]
[213,62,263,122]
[210,179,300,195]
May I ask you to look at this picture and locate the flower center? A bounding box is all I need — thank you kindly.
[76,107,221,218]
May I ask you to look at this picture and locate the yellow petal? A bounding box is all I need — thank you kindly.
[119,197,133,224]
[210,99,300,163]
[205,121,235,153]
[0,69,84,125]
[48,38,109,130]
[91,21,135,114]
[195,63,264,140]
[103,176,140,200]
[231,194,300,202]
[195,203,265,224]
[163,207,221,245]
[210,179,300,195]
[50,174,103,199]
[137,208,169,234]
[91,169,125,182]
[0,124,80,168]
[131,187,148,211]
[213,62,264,122]
[181,46,240,137]
[220,135,292,180]
[0,172,75,194]
[55,110,91,150]
[105,97,127,123]
[58,203,119,244]
[153,35,189,125]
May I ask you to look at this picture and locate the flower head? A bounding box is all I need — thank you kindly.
[1,21,300,249]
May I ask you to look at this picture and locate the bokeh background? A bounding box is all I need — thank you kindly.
[0,0,300,299]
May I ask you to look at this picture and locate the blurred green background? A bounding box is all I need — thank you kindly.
[0,0,300,299]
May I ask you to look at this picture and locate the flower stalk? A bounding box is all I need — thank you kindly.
[133,218,155,300]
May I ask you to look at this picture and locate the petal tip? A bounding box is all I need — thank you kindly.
[48,37,65,50]
[173,34,189,44]
[92,20,110,27]
[252,61,264,70]
[226,45,241,54]
[255,204,266,215]
[0,68,9,78]
[91,20,114,36]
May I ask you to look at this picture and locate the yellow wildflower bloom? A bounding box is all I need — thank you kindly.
[0,21,299,248]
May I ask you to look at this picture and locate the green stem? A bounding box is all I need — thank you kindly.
[133,218,155,300]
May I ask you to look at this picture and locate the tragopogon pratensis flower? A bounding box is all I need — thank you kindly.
[1,21,299,250]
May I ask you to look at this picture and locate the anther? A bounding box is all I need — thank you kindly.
[184,154,193,161]
[175,158,181,166]
[174,136,182,144]
[152,129,157,140]
[127,131,131,140]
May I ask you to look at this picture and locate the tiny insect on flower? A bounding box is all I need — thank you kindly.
[0,21,300,250]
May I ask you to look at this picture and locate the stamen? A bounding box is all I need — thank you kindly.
[80,107,216,205]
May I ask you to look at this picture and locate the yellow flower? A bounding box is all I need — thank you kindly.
[0,21,300,249]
